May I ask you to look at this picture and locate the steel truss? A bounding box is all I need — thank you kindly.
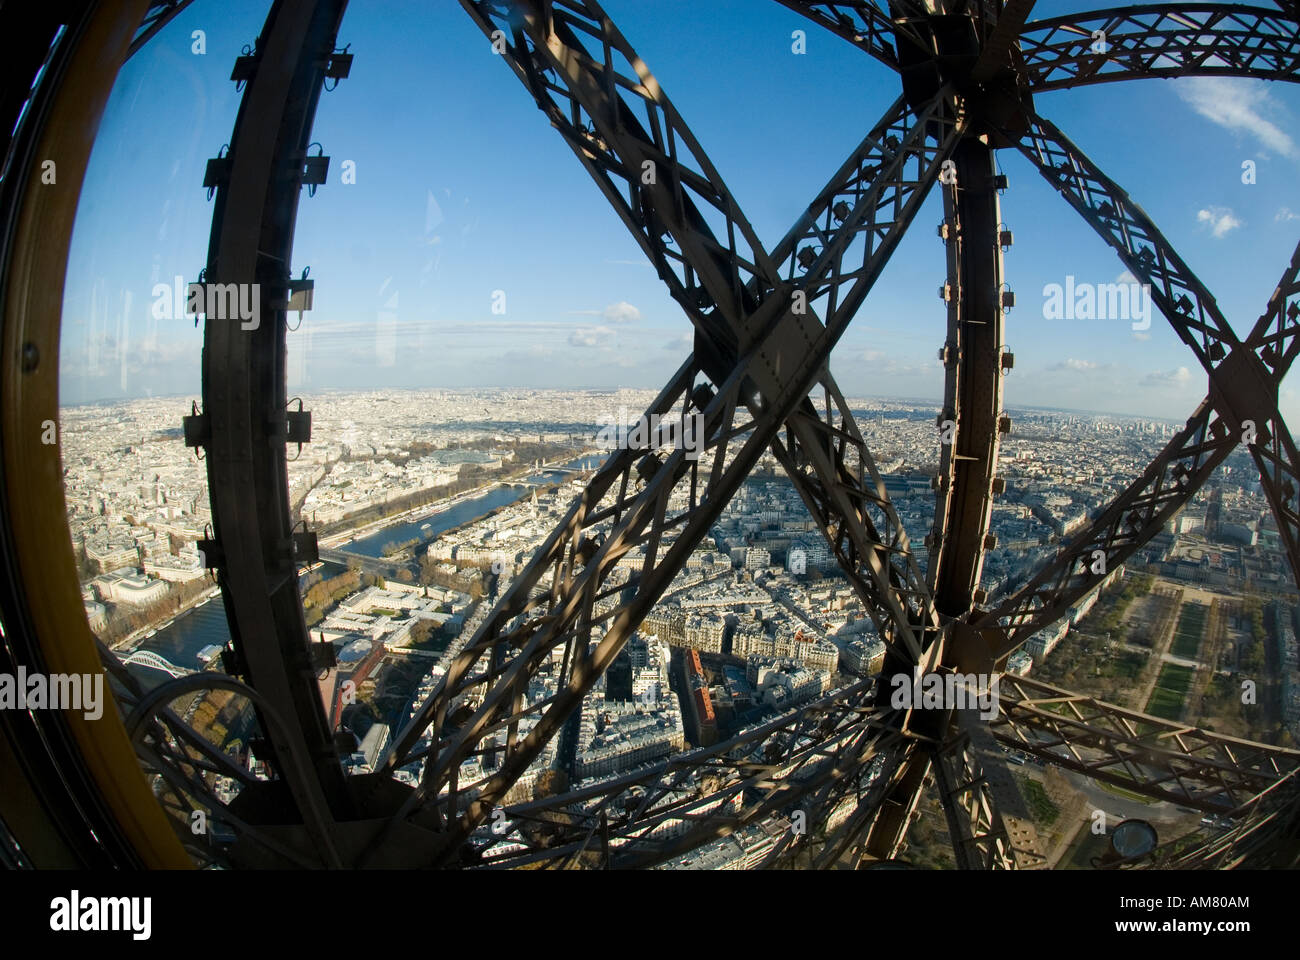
[1146,768,1300,867]
[1018,4,1300,91]
[74,0,1300,869]
[994,675,1300,810]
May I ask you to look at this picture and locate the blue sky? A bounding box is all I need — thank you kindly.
[61,0,1300,424]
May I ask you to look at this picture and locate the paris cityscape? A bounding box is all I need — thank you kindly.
[0,0,1292,896]
[62,385,1300,869]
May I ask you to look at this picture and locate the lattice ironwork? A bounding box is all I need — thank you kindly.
[992,675,1300,811]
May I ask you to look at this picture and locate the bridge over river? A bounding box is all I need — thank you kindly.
[318,547,417,581]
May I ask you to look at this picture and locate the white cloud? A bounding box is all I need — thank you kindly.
[1175,78,1297,159]
[1277,207,1300,223]
[1197,206,1242,238]
[602,301,642,323]
[1142,366,1193,386]
[1052,358,1099,371]
[569,325,613,348]
[570,301,642,323]
[854,349,938,377]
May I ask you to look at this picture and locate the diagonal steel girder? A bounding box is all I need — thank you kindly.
[796,739,923,867]
[424,0,961,811]
[776,0,1031,71]
[348,0,1300,868]
[781,0,1026,866]
[928,114,1300,820]
[480,0,945,666]
[970,0,1040,83]
[1019,4,1300,92]
[401,1,970,871]
[1011,111,1300,593]
[458,0,949,661]
[932,711,1017,869]
[976,241,1300,665]
[750,733,905,868]
[784,693,1017,870]
[778,2,1300,630]
[773,0,1020,868]
[364,1,965,863]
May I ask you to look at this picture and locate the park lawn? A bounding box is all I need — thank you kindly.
[1103,649,1147,680]
[1171,603,1206,659]
[1145,663,1195,720]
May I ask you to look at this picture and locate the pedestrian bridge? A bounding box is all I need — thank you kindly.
[120,649,192,679]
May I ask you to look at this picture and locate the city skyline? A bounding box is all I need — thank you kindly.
[58,381,1197,425]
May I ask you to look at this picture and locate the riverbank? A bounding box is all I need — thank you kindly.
[316,452,598,551]
[109,584,222,654]
[327,455,601,559]
[317,479,505,550]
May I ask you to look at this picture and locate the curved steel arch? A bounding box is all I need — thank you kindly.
[776,1,1300,92]
[1018,4,1300,91]
[0,0,193,869]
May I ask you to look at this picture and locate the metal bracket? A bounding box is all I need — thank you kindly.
[182,403,209,449]
[196,537,223,570]
[309,641,337,672]
[287,407,311,445]
[292,531,319,565]
[220,645,248,678]
[300,151,329,196]
[325,50,353,81]
[202,155,231,195]
[231,53,258,86]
